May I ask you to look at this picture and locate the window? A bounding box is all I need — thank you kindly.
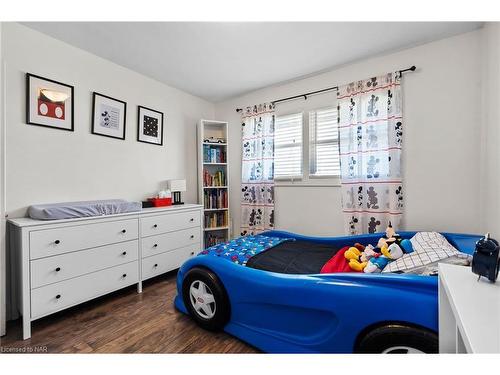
[309,107,340,177]
[274,106,340,183]
[274,112,303,179]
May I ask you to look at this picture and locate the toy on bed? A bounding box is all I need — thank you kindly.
[345,222,414,273]
[364,243,405,273]
[344,243,377,271]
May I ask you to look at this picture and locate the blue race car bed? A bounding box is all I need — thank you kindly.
[174,230,480,353]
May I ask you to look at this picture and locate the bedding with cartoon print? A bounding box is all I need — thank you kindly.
[199,232,471,276]
[201,235,340,273]
[200,235,292,266]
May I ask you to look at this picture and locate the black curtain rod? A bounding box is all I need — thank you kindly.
[236,65,416,113]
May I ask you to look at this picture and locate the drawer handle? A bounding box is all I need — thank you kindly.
[122,273,127,278]
[121,229,127,234]
[190,235,194,239]
[55,294,61,299]
[153,244,158,248]
[122,251,127,256]
[190,218,194,222]
[54,240,60,245]
[154,263,158,268]
[153,224,158,228]
[55,267,61,272]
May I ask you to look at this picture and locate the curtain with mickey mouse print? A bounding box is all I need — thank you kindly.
[240,103,275,236]
[337,72,404,235]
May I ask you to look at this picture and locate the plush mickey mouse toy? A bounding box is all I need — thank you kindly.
[345,221,414,273]
[364,222,414,273]
[378,221,414,254]
[377,221,401,248]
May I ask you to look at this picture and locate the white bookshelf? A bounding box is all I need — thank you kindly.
[197,119,230,248]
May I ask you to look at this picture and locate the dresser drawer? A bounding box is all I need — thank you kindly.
[31,240,139,289]
[31,261,139,319]
[141,228,200,258]
[30,219,139,259]
[141,210,201,237]
[141,244,198,281]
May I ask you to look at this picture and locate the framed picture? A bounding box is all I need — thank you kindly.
[26,73,74,131]
[137,106,164,146]
[91,92,127,140]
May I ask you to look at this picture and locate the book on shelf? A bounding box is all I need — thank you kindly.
[204,233,227,247]
[203,189,228,209]
[204,211,228,229]
[203,144,226,163]
[203,169,226,187]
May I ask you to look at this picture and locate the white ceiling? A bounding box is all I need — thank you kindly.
[23,22,482,102]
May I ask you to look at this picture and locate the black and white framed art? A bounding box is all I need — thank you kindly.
[26,73,74,131]
[91,92,127,140]
[137,105,164,146]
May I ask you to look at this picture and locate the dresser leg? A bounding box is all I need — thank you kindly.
[137,282,142,294]
[22,317,31,340]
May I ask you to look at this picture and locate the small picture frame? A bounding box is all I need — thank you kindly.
[92,92,127,140]
[26,73,74,131]
[137,106,164,146]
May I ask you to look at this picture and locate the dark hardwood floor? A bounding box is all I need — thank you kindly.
[0,271,258,353]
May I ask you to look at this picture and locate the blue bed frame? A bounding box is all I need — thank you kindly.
[175,230,480,353]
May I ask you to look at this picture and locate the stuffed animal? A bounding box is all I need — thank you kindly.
[344,243,364,260]
[364,243,404,273]
[400,239,414,254]
[345,223,413,273]
[345,243,379,272]
[377,221,402,249]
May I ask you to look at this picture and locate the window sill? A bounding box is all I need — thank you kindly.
[309,174,340,180]
[274,178,341,188]
[274,176,303,182]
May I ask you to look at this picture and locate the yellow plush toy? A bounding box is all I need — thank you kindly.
[345,247,366,271]
[344,243,379,272]
[345,222,405,272]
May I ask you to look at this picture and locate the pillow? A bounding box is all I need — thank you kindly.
[382,231,471,273]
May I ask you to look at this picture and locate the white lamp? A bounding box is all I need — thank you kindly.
[168,179,187,205]
[40,89,69,102]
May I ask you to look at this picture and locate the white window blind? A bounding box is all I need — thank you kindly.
[309,107,340,177]
[274,112,303,178]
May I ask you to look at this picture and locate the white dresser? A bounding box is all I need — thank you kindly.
[7,204,203,339]
[439,263,500,353]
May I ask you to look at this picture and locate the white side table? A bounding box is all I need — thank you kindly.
[439,263,500,353]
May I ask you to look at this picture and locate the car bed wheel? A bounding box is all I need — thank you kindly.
[182,267,230,331]
[356,324,438,354]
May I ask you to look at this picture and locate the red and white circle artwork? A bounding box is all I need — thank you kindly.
[37,98,65,120]
[39,103,49,115]
[55,106,63,118]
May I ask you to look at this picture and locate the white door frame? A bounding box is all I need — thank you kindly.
[0,21,6,337]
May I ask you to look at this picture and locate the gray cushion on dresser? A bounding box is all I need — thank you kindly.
[28,199,142,220]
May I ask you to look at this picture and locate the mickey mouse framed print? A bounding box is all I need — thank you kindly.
[137,105,164,146]
[26,73,74,131]
[92,92,127,140]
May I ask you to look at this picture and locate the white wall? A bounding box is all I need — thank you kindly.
[1,23,490,239]
[480,23,500,237]
[215,30,483,237]
[2,23,215,218]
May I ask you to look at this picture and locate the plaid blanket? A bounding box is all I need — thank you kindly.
[200,235,291,266]
[382,231,472,273]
